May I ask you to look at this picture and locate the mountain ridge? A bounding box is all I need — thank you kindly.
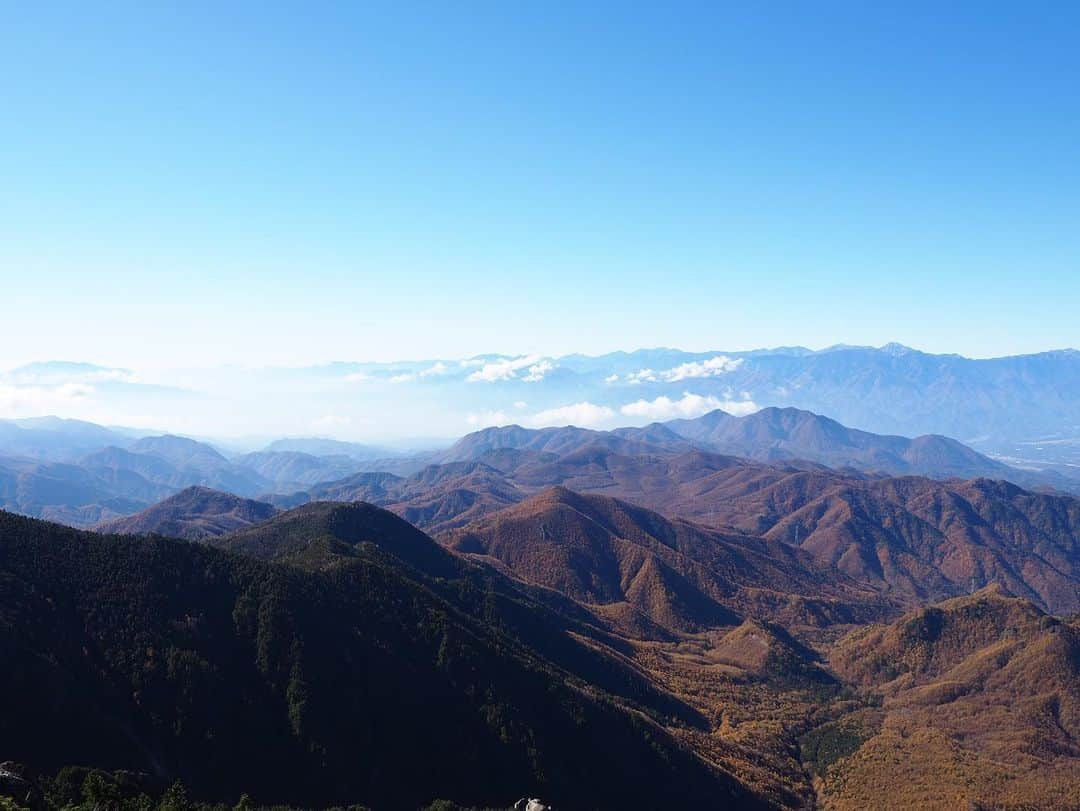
[1,505,761,810]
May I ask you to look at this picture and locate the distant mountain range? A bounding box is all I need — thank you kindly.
[0,429,401,526]
[5,344,1080,468]
[6,404,1069,530]
[421,405,1050,484]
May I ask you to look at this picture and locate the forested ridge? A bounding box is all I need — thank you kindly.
[0,508,760,811]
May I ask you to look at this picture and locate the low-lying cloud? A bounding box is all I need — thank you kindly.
[615,355,744,384]
[0,382,96,416]
[467,355,555,383]
[465,391,757,432]
[311,414,352,430]
[524,401,616,428]
[620,392,758,421]
[465,409,511,428]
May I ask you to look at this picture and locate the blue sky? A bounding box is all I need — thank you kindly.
[2,2,1078,371]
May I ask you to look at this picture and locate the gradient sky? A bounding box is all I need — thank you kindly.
[2,2,1078,371]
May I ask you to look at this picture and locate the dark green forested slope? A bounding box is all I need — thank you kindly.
[0,507,764,811]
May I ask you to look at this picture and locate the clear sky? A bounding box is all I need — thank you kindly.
[2,2,1078,371]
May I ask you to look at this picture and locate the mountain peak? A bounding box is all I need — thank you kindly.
[96,486,276,540]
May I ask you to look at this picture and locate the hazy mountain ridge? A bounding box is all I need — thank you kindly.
[7,344,1080,467]
[383,405,1062,489]
[665,407,1023,480]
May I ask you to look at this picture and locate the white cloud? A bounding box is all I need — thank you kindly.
[619,392,758,421]
[524,401,616,428]
[522,359,554,383]
[386,363,449,384]
[419,361,450,378]
[724,400,759,417]
[6,364,137,386]
[626,369,657,384]
[622,355,744,385]
[467,354,554,383]
[312,414,351,430]
[666,355,742,381]
[604,373,619,384]
[0,382,96,416]
[466,410,510,428]
[343,372,370,383]
[514,401,528,409]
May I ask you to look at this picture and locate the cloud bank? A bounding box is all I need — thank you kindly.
[467,355,555,383]
[466,392,758,432]
[524,401,615,428]
[614,355,744,384]
[620,392,758,421]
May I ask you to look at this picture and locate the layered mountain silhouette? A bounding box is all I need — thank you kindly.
[271,439,1080,614]
[0,435,273,527]
[1,406,1070,531]
[108,431,1080,616]
[0,454,151,527]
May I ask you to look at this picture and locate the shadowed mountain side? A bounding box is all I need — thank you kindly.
[96,486,279,540]
[444,488,894,634]
[0,507,764,810]
[208,501,709,723]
